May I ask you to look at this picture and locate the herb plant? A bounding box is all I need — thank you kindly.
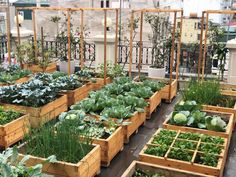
[168,148,193,162]
[144,145,169,157]
[0,106,22,125]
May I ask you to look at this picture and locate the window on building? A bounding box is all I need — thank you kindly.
[101,0,109,8]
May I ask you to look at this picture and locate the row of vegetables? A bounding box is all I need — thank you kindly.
[0,65,235,177]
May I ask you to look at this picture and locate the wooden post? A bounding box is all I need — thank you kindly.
[80,9,84,69]
[114,9,119,65]
[176,10,183,80]
[6,6,11,64]
[169,12,177,101]
[67,10,71,75]
[201,12,209,81]
[198,12,205,80]
[129,11,134,78]
[138,10,144,79]
[16,9,21,45]
[41,27,44,72]
[104,9,107,85]
[32,9,38,62]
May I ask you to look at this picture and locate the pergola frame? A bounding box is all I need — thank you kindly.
[198,10,236,81]
[129,8,183,100]
[1,5,11,64]
[15,6,119,84]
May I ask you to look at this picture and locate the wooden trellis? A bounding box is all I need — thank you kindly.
[198,10,236,80]
[1,5,11,64]
[129,8,183,100]
[15,7,119,84]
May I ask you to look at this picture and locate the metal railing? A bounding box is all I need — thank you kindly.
[0,35,7,62]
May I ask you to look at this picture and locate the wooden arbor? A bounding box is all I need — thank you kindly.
[0,5,11,64]
[198,10,236,80]
[129,8,183,101]
[15,7,119,83]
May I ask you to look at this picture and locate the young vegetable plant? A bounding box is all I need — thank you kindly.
[0,106,22,125]
[133,169,165,177]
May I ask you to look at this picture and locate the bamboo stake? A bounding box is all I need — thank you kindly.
[138,10,144,80]
[16,9,21,45]
[41,27,44,72]
[104,10,107,85]
[176,10,183,80]
[67,10,71,75]
[129,11,134,78]
[169,12,177,101]
[198,12,205,80]
[201,12,209,81]
[114,9,119,65]
[32,9,38,62]
[6,6,11,64]
[80,10,84,69]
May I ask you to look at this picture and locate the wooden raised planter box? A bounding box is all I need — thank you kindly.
[0,76,30,86]
[139,129,229,177]
[203,101,236,126]
[22,62,57,73]
[163,110,234,139]
[92,77,112,90]
[0,95,68,128]
[160,79,177,102]
[61,83,93,106]
[92,126,124,167]
[0,114,30,149]
[146,91,162,118]
[123,112,146,143]
[121,161,213,177]
[19,144,101,177]
[220,83,236,97]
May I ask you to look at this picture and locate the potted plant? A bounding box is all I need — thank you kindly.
[145,14,172,78]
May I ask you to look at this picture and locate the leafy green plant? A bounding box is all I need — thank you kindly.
[199,143,222,155]
[133,169,165,177]
[98,63,126,79]
[200,134,224,145]
[152,135,173,146]
[0,106,22,125]
[54,75,82,91]
[178,132,200,141]
[130,86,154,99]
[173,139,197,150]
[144,145,169,157]
[168,148,193,162]
[195,153,219,167]
[0,147,56,177]
[142,79,166,92]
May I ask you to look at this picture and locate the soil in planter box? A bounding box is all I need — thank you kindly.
[0,107,22,125]
[133,169,165,177]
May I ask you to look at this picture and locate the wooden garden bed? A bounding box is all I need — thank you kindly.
[160,79,177,102]
[123,112,146,143]
[220,83,236,97]
[22,62,57,73]
[92,77,111,90]
[92,126,124,167]
[121,161,213,177]
[139,129,229,177]
[145,91,162,118]
[203,102,236,126]
[163,110,234,139]
[61,82,93,106]
[0,95,68,128]
[18,144,101,177]
[0,76,30,86]
[0,114,30,149]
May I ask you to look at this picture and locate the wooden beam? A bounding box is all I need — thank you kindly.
[198,12,205,80]
[16,9,21,45]
[80,9,84,69]
[67,10,71,75]
[169,12,177,101]
[104,9,107,85]
[133,9,182,13]
[114,9,119,65]
[41,27,44,71]
[201,12,209,81]
[6,6,11,64]
[32,9,38,62]
[176,10,183,80]
[129,11,134,78]
[203,9,236,14]
[138,11,144,79]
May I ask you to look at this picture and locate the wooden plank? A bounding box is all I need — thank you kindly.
[92,77,112,90]
[1,95,68,128]
[121,161,214,177]
[163,110,234,139]
[0,76,30,86]
[22,62,57,73]
[146,91,162,118]
[18,144,101,177]
[0,114,29,149]
[92,126,123,166]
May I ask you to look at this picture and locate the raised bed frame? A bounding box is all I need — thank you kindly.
[22,62,57,73]
[145,90,162,118]
[0,114,30,149]
[92,77,112,90]
[92,126,124,167]
[220,83,236,97]
[19,144,101,177]
[121,161,213,177]
[0,95,68,128]
[0,76,30,87]
[163,110,234,139]
[139,129,229,177]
